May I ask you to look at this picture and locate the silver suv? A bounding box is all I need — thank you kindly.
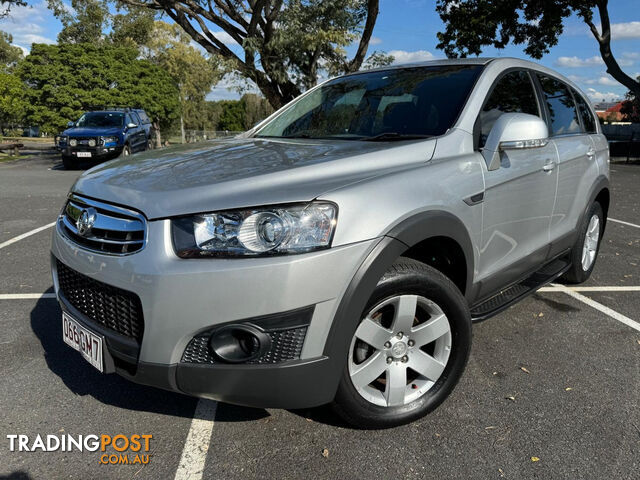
[51,58,609,428]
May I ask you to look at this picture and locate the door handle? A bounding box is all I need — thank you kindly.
[587,148,596,160]
[542,160,555,172]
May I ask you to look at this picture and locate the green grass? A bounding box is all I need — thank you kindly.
[0,153,21,162]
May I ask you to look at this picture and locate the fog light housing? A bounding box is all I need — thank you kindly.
[209,324,271,363]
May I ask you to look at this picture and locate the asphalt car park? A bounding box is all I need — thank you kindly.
[0,155,638,480]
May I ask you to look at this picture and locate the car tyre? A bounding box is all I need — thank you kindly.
[61,155,75,170]
[121,144,131,157]
[332,257,472,429]
[560,202,605,284]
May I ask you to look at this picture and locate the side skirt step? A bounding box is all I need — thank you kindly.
[470,257,571,322]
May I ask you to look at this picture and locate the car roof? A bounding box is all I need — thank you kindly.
[343,57,495,77]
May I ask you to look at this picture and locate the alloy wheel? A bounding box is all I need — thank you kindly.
[348,294,452,407]
[581,214,600,271]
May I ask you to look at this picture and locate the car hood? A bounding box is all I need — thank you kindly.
[63,126,122,137]
[72,137,436,219]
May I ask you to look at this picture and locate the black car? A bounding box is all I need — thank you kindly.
[57,108,154,169]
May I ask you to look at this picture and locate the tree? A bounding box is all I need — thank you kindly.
[50,0,108,44]
[241,93,273,130]
[17,43,180,135]
[620,76,640,123]
[118,0,382,109]
[47,0,156,46]
[0,0,27,18]
[0,31,23,69]
[143,21,224,141]
[0,71,27,132]
[436,0,640,100]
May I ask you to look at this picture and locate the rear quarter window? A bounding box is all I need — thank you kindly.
[571,89,597,133]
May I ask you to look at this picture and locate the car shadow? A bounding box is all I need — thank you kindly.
[30,294,347,425]
[30,295,197,419]
[0,472,34,480]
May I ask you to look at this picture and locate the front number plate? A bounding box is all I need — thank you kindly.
[76,152,92,158]
[62,312,104,372]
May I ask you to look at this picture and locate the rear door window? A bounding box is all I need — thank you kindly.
[537,75,582,136]
[479,70,540,146]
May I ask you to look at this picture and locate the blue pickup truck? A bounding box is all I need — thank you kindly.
[57,108,154,169]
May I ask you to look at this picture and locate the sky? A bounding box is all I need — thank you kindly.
[2,0,639,103]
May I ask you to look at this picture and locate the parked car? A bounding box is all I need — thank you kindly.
[57,108,153,169]
[51,58,609,428]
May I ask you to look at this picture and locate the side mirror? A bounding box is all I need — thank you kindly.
[126,122,138,129]
[481,113,549,171]
[67,121,75,128]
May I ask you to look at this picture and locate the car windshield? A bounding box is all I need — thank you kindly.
[255,65,483,140]
[75,112,125,128]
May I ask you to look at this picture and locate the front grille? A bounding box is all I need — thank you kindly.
[56,260,144,342]
[59,194,146,255]
[182,326,307,365]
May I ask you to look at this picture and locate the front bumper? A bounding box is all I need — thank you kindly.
[51,217,379,408]
[60,145,123,159]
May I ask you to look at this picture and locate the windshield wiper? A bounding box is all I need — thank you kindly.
[363,132,431,142]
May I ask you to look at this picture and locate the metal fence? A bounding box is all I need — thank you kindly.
[166,130,243,144]
[601,124,640,162]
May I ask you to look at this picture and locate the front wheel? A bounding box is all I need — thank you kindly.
[332,258,472,429]
[121,144,131,157]
[561,202,604,284]
[61,155,75,170]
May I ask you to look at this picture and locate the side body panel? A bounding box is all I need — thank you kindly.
[476,144,558,297]
[549,135,598,243]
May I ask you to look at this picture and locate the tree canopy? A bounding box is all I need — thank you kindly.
[117,0,384,108]
[143,21,224,137]
[16,43,180,134]
[0,31,23,69]
[436,0,640,98]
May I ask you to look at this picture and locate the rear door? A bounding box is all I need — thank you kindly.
[476,70,559,296]
[535,75,599,256]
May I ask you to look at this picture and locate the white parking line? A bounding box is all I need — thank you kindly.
[0,222,56,249]
[550,284,640,333]
[538,285,640,292]
[174,399,218,480]
[609,218,640,229]
[0,293,57,300]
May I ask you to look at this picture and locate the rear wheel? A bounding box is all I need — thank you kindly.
[332,258,472,429]
[561,202,604,284]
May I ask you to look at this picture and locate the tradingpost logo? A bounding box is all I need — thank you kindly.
[6,434,153,465]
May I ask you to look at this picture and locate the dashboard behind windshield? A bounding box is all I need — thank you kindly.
[255,65,483,140]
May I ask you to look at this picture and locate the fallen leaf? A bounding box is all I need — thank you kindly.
[531,456,540,462]
[636,340,640,345]
[306,418,313,423]
[434,433,441,438]
[493,371,498,376]
[538,312,544,317]
[322,448,329,458]
[565,387,573,391]
[485,426,497,430]
[520,366,531,374]
[498,468,505,477]
[505,396,516,402]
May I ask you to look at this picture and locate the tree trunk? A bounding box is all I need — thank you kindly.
[153,121,162,148]
[180,115,185,144]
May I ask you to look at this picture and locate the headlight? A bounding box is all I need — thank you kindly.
[88,139,96,147]
[101,136,118,145]
[172,202,337,257]
[69,139,77,147]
